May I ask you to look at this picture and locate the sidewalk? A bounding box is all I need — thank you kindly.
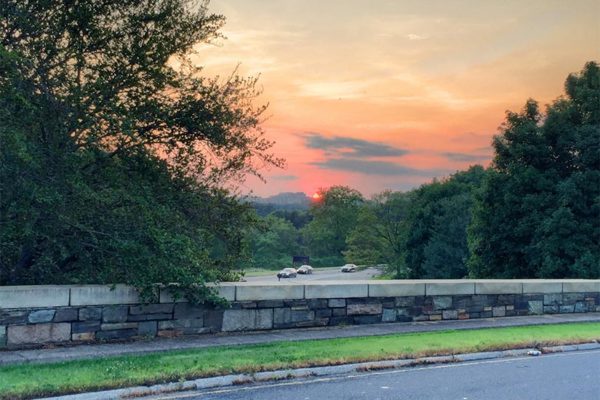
[1,313,598,366]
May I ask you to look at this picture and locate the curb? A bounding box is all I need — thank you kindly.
[46,341,600,400]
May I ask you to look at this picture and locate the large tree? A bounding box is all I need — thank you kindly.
[302,186,363,266]
[0,0,281,300]
[468,62,600,278]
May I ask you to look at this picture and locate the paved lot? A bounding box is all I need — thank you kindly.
[242,267,381,283]
[158,350,600,400]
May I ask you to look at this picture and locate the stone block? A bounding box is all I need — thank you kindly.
[496,295,515,306]
[315,309,332,318]
[101,322,137,330]
[72,321,101,334]
[138,321,158,336]
[102,306,129,323]
[70,285,141,306]
[475,281,522,295]
[54,308,79,322]
[0,326,5,347]
[432,296,452,310]
[28,309,56,323]
[328,316,353,326]
[204,310,224,332]
[240,302,258,309]
[129,304,173,315]
[574,302,587,313]
[0,310,28,325]
[173,303,204,319]
[96,329,137,340]
[79,307,102,321]
[7,323,70,345]
[562,293,585,304]
[0,286,69,309]
[543,294,562,305]
[426,281,475,296]
[396,308,411,317]
[331,308,346,316]
[560,305,575,313]
[522,281,562,294]
[308,299,328,309]
[492,306,506,317]
[442,310,458,320]
[274,308,315,325]
[72,332,95,342]
[395,297,416,307]
[235,284,303,301]
[158,319,207,333]
[257,300,284,308]
[382,309,396,322]
[368,282,425,297]
[127,313,172,322]
[222,309,273,331]
[305,283,368,299]
[562,280,600,293]
[353,315,381,324]
[544,305,559,313]
[527,300,544,315]
[347,303,382,315]
[429,314,442,321]
[328,299,346,308]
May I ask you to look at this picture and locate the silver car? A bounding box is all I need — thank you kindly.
[341,263,357,273]
[297,265,314,274]
[277,267,297,279]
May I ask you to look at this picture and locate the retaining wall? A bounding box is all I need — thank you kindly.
[1,280,599,349]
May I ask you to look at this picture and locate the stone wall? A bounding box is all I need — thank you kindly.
[1,280,598,349]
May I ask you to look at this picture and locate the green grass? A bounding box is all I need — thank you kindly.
[1,323,598,399]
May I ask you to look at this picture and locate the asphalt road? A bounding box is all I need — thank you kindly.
[156,350,600,400]
[242,267,381,283]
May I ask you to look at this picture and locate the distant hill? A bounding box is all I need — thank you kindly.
[248,192,311,216]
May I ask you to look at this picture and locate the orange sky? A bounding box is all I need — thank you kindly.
[194,0,600,196]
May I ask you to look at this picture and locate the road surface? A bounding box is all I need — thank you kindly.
[242,267,381,283]
[152,350,600,400]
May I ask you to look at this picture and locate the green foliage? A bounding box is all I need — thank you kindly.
[468,62,600,278]
[249,215,302,269]
[405,166,486,278]
[0,0,280,300]
[302,186,364,264]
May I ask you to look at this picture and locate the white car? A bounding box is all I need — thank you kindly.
[277,267,297,279]
[297,265,314,274]
[341,263,357,273]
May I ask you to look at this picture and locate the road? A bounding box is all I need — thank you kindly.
[153,350,600,400]
[242,267,381,283]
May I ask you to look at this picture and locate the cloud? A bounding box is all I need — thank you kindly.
[271,174,298,181]
[441,152,491,162]
[311,158,443,177]
[407,33,428,40]
[303,133,408,158]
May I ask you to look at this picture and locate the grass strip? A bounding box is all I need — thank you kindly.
[1,322,598,399]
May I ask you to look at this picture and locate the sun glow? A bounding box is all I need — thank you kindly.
[311,193,321,200]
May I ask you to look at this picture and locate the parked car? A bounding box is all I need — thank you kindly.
[341,263,357,273]
[277,267,297,279]
[297,265,314,274]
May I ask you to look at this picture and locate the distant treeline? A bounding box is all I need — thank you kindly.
[248,62,600,279]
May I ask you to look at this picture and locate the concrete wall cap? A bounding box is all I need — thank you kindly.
[368,282,425,297]
[0,286,70,309]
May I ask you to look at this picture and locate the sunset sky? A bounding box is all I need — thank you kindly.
[194,0,599,197]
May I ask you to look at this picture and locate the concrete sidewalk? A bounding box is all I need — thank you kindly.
[1,313,598,366]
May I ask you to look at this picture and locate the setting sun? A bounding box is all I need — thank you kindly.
[312,193,322,200]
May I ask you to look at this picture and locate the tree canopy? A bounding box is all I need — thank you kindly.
[0,0,280,301]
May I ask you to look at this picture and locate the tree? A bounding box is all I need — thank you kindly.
[468,62,600,278]
[249,215,301,269]
[405,166,486,278]
[302,186,363,266]
[0,0,281,300]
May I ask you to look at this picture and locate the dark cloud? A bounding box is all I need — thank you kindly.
[303,132,408,157]
[271,174,299,181]
[441,152,491,162]
[310,158,444,177]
